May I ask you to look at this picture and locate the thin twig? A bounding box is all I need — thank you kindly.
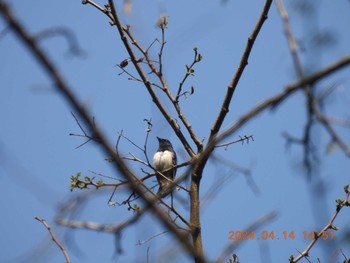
[136,230,170,246]
[314,108,350,156]
[35,216,71,263]
[56,208,144,233]
[290,188,350,262]
[143,118,152,167]
[123,23,203,152]
[209,0,273,141]
[0,2,200,261]
[276,0,317,176]
[176,48,201,102]
[107,2,196,157]
[69,111,100,148]
[82,0,114,21]
[201,55,350,164]
[158,17,167,76]
[34,27,85,57]
[214,135,254,149]
[276,0,350,165]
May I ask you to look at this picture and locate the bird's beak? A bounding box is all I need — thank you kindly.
[156,137,161,141]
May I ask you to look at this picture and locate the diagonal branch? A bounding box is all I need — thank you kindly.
[209,0,273,141]
[0,2,204,262]
[290,187,350,262]
[276,0,350,162]
[201,55,350,163]
[35,216,71,263]
[123,22,203,152]
[313,107,350,156]
[84,0,198,156]
[106,0,196,157]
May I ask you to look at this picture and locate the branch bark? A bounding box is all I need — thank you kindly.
[209,0,273,140]
[0,1,204,262]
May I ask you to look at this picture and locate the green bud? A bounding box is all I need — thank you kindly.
[330,225,339,231]
[97,180,104,187]
[197,54,203,62]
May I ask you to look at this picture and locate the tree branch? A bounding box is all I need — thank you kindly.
[35,216,71,263]
[0,2,204,262]
[202,55,350,161]
[106,0,197,157]
[290,186,350,262]
[209,0,273,140]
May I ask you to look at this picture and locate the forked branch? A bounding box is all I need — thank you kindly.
[0,2,203,262]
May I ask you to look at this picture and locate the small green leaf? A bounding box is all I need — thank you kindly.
[330,225,339,231]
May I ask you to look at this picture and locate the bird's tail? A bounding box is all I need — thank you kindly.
[157,182,172,198]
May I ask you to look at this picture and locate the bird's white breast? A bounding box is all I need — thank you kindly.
[153,150,174,171]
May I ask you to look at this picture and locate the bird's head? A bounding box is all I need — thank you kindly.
[157,137,173,149]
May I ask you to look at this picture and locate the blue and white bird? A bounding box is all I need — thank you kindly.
[153,137,177,197]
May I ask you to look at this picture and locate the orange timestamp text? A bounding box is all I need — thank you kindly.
[228,230,335,241]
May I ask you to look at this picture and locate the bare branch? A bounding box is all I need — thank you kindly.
[290,186,350,262]
[136,230,170,246]
[157,16,167,76]
[176,47,202,102]
[325,116,350,128]
[0,2,202,261]
[276,0,303,76]
[34,26,85,57]
[202,55,350,162]
[209,0,273,141]
[276,0,350,166]
[106,1,197,157]
[56,208,144,233]
[314,108,350,157]
[215,135,254,149]
[35,216,71,263]
[82,0,114,21]
[122,19,203,152]
[69,112,100,148]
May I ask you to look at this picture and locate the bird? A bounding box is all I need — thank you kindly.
[153,137,177,197]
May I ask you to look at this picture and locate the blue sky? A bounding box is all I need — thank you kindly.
[1,0,350,262]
